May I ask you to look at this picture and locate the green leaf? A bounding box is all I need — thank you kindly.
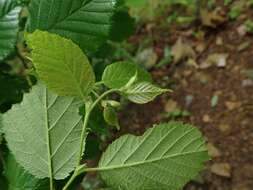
[0,0,21,59]
[110,7,135,42]
[5,154,49,190]
[103,105,120,130]
[101,100,121,109]
[27,0,121,53]
[102,61,152,89]
[26,30,95,99]
[122,82,168,104]
[0,114,3,144]
[99,122,209,190]
[2,82,84,180]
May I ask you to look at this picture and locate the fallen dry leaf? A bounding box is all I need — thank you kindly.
[207,143,221,157]
[225,101,242,110]
[218,124,231,133]
[211,163,231,177]
[200,8,226,28]
[136,48,158,69]
[203,114,212,123]
[171,38,196,64]
[164,99,178,113]
[237,24,247,37]
[200,53,229,69]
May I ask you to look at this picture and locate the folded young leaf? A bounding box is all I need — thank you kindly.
[27,0,121,53]
[5,154,49,190]
[26,30,95,99]
[102,61,151,89]
[122,82,168,104]
[99,122,209,190]
[2,82,84,180]
[0,0,21,59]
[103,105,120,130]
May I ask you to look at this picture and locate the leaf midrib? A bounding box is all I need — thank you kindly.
[44,88,54,179]
[98,150,206,172]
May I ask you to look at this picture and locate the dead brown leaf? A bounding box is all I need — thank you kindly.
[200,8,226,28]
[171,38,196,64]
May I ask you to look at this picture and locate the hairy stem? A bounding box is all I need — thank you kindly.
[62,89,118,190]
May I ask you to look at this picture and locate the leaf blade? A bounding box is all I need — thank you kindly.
[102,61,152,89]
[122,82,168,104]
[0,1,20,59]
[98,122,209,190]
[26,30,95,99]
[27,0,120,53]
[2,82,84,179]
[5,154,49,190]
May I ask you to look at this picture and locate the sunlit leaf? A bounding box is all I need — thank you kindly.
[26,30,95,99]
[99,122,209,190]
[122,82,168,104]
[102,61,151,89]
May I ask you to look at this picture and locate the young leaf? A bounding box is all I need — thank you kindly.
[98,122,209,190]
[2,82,84,180]
[122,82,168,104]
[26,30,95,99]
[5,154,49,190]
[102,61,151,89]
[0,0,21,59]
[101,100,121,109]
[103,106,120,130]
[27,0,121,53]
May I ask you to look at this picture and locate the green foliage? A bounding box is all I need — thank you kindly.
[0,2,209,188]
[0,114,3,141]
[102,61,151,89]
[5,154,49,190]
[245,19,253,33]
[2,82,84,180]
[99,122,209,190]
[125,0,196,21]
[110,6,135,42]
[156,46,173,68]
[26,30,95,99]
[211,95,219,108]
[228,4,242,20]
[224,0,232,6]
[122,82,169,104]
[27,0,122,53]
[0,0,21,59]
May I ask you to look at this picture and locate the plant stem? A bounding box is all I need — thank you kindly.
[62,89,118,190]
